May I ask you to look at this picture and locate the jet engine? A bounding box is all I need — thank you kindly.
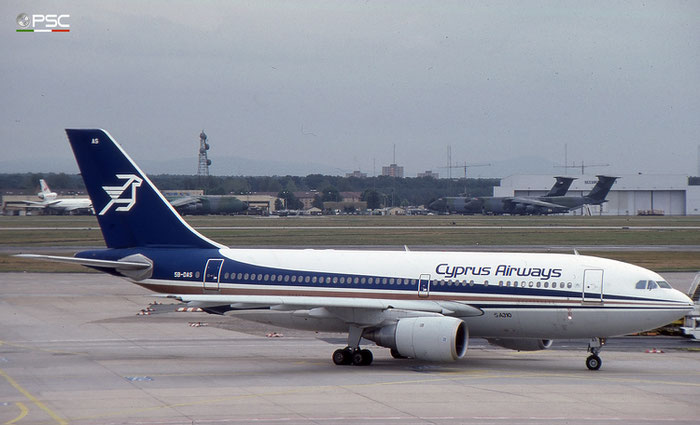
[364,316,468,361]
[487,338,553,351]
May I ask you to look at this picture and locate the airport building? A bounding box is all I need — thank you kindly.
[494,174,700,216]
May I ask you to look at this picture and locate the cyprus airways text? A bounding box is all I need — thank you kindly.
[435,264,563,280]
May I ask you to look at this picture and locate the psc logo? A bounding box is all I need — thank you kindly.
[16,13,70,32]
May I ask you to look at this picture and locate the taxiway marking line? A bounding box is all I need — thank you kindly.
[2,225,700,231]
[4,402,28,425]
[0,368,67,425]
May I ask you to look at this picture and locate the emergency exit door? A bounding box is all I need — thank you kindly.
[203,259,224,291]
[418,274,431,298]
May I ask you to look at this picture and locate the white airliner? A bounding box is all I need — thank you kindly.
[18,129,694,370]
[20,179,93,214]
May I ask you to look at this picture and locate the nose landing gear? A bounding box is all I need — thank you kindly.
[586,337,606,370]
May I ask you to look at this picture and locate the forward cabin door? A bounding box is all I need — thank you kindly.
[203,259,224,291]
[582,269,604,303]
[418,274,431,298]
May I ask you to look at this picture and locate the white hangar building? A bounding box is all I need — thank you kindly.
[494,174,700,216]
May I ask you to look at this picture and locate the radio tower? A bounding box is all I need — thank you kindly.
[197,130,211,178]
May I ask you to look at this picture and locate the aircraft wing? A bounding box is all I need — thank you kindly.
[161,294,483,318]
[168,196,201,208]
[8,200,56,208]
[507,197,570,211]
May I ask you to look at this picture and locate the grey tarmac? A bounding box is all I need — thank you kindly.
[0,273,698,425]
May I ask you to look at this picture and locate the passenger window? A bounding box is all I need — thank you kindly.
[635,280,647,289]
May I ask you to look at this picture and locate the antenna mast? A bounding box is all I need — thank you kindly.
[197,130,211,182]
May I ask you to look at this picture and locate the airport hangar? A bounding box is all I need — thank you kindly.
[494,174,700,216]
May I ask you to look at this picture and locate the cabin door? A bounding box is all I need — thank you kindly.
[203,259,224,291]
[582,269,604,303]
[418,274,431,298]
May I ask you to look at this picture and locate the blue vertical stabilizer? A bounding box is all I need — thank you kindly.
[65,129,224,249]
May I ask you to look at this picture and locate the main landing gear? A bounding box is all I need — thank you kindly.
[332,347,373,366]
[333,325,374,366]
[586,337,606,371]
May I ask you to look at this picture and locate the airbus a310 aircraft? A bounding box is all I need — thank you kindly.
[19,129,693,370]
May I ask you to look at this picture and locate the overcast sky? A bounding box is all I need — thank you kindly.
[2,1,699,177]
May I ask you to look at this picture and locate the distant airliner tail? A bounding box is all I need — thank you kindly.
[37,179,57,200]
[586,175,619,204]
[65,129,224,249]
[545,176,576,197]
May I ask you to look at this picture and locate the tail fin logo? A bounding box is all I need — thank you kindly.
[99,174,143,215]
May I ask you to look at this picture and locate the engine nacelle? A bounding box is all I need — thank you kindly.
[487,338,553,351]
[364,316,468,362]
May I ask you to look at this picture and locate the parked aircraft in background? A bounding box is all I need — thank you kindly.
[167,195,248,215]
[18,129,692,371]
[479,175,618,215]
[430,176,577,215]
[16,179,93,214]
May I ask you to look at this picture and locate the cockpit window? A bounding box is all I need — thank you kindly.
[656,281,672,289]
[635,280,646,289]
[647,281,658,290]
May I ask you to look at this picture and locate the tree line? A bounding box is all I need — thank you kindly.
[0,173,499,208]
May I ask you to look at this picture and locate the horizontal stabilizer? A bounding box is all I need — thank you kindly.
[14,254,151,270]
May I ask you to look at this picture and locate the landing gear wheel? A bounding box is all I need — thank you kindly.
[352,349,373,366]
[332,348,352,365]
[586,354,602,371]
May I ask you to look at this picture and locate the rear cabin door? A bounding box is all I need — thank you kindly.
[418,274,431,298]
[582,269,604,303]
[203,259,224,291]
